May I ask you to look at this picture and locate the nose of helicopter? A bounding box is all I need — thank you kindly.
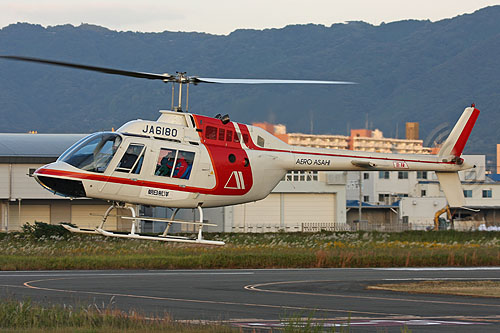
[33,162,87,198]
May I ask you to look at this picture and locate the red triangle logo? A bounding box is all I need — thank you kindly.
[224,171,239,189]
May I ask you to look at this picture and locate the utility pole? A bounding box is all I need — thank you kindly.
[358,171,362,222]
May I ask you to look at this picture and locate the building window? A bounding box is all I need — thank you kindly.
[363,195,370,202]
[463,190,472,198]
[483,189,492,198]
[285,171,318,182]
[28,168,37,177]
[398,171,408,179]
[379,193,390,204]
[379,171,390,179]
[363,173,369,180]
[417,171,427,179]
[421,190,426,197]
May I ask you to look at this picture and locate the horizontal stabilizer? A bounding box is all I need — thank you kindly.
[436,172,465,208]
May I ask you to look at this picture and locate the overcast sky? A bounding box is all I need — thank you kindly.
[1,0,499,35]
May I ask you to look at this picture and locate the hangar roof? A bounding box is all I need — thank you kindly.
[0,133,87,163]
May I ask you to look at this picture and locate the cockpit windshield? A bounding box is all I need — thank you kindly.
[59,133,122,173]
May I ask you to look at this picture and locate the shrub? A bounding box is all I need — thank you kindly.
[21,221,73,239]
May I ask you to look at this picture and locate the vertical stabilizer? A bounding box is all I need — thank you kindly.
[438,106,480,160]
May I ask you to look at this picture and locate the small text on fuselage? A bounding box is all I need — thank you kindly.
[142,125,178,137]
[296,158,331,166]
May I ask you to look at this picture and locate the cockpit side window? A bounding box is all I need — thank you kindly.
[116,143,145,174]
[61,133,122,173]
[155,148,195,180]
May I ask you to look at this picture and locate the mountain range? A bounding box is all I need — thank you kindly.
[0,6,499,164]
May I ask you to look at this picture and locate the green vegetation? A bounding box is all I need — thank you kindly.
[0,298,235,332]
[368,280,500,297]
[0,224,498,270]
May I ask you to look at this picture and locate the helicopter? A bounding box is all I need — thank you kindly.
[0,56,479,245]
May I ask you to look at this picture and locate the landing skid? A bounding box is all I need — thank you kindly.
[62,203,225,246]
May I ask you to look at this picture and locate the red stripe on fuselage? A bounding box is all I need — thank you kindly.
[36,168,222,194]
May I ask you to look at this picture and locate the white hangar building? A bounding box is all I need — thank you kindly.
[0,133,129,231]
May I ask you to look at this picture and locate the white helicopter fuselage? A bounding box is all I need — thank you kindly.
[34,108,476,209]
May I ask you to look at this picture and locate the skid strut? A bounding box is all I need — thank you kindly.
[62,203,224,245]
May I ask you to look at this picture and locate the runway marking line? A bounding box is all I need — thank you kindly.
[0,272,254,278]
[244,280,500,308]
[20,277,395,317]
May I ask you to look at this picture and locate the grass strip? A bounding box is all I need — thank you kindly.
[0,298,236,332]
[0,230,498,270]
[0,247,499,270]
[367,280,500,297]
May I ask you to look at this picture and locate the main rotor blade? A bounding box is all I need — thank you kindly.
[194,77,357,84]
[0,55,173,81]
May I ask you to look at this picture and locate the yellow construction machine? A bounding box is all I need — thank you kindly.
[434,205,453,230]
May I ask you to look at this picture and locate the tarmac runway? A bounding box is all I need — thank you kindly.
[0,267,499,332]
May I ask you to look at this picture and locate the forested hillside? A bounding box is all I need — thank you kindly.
[0,6,499,161]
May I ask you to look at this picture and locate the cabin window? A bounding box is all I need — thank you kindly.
[218,128,225,141]
[155,148,195,180]
[172,151,195,179]
[257,136,265,147]
[205,126,217,140]
[226,130,233,142]
[116,144,145,174]
[155,149,177,177]
[242,133,249,145]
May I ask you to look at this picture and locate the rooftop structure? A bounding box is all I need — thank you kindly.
[253,122,432,154]
[0,133,86,163]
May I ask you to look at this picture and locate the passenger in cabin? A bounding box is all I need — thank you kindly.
[155,150,175,177]
[173,151,189,179]
[173,151,194,179]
